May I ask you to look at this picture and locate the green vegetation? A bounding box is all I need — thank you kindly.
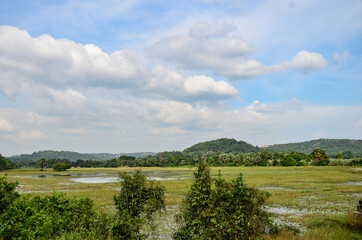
[39,158,47,171]
[310,148,330,166]
[112,170,165,239]
[264,139,362,156]
[174,163,270,239]
[52,162,72,171]
[1,166,361,239]
[9,150,154,163]
[0,175,108,239]
[0,154,17,170]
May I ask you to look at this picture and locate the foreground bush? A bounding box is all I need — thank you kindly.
[0,176,108,240]
[112,170,165,239]
[173,163,271,239]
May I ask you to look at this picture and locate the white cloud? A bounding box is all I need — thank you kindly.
[246,98,309,114]
[18,130,47,140]
[188,22,236,40]
[149,22,327,80]
[145,65,238,101]
[148,22,263,80]
[0,25,237,103]
[0,119,13,132]
[292,50,327,74]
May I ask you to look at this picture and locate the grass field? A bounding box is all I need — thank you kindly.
[2,166,362,239]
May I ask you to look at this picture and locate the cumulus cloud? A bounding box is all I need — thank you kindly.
[0,25,237,103]
[145,65,238,101]
[149,22,327,80]
[148,22,263,80]
[291,50,327,74]
[0,26,146,89]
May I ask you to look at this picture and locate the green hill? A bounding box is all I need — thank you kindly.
[183,138,259,156]
[263,139,362,155]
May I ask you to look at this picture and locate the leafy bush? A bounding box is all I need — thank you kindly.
[0,175,19,214]
[112,170,165,239]
[173,163,270,239]
[52,162,72,171]
[0,176,109,239]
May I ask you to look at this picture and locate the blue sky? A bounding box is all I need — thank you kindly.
[0,0,361,155]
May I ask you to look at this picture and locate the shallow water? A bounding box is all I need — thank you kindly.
[259,186,300,191]
[264,206,307,216]
[69,175,192,183]
[17,172,115,178]
[17,171,193,183]
[304,181,362,186]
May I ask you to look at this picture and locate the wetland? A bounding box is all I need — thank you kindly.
[3,166,362,239]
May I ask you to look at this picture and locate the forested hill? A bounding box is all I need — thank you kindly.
[263,139,362,155]
[183,138,260,156]
[9,150,154,162]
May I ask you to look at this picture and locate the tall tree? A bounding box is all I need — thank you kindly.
[39,158,47,171]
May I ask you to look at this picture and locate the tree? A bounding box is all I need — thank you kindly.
[39,158,47,171]
[280,156,296,166]
[173,163,270,239]
[112,170,165,239]
[0,154,17,170]
[311,148,330,166]
[52,162,71,171]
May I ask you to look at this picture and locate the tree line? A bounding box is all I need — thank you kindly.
[2,148,362,171]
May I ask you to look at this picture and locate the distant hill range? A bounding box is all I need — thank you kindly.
[262,139,362,155]
[9,150,155,162]
[183,138,361,156]
[183,138,259,156]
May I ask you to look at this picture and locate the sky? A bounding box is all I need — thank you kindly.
[0,0,361,156]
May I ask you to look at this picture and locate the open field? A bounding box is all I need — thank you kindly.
[2,166,362,239]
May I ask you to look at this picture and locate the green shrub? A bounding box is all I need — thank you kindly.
[0,176,109,240]
[52,162,72,171]
[0,175,19,214]
[173,163,271,239]
[280,156,296,166]
[112,170,165,239]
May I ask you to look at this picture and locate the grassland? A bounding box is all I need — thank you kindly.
[2,166,361,239]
